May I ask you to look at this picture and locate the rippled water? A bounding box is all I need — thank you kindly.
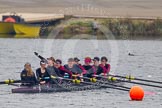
[0,38,162,108]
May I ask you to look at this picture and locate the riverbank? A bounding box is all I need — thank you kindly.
[1,0,162,39]
[47,17,162,39]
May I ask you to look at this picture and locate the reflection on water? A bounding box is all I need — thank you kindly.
[0,34,39,38]
[0,34,14,38]
[1,34,162,40]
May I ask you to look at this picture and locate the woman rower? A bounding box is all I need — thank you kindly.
[20,63,37,86]
[36,60,51,84]
[83,57,92,71]
[74,57,86,76]
[92,57,104,75]
[64,58,82,76]
[55,59,72,78]
[82,57,93,77]
[47,57,56,67]
[46,57,62,77]
[99,56,111,75]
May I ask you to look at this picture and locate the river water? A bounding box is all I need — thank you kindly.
[0,38,162,108]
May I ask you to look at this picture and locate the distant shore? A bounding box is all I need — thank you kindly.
[0,0,162,18]
[43,17,162,39]
[1,0,162,39]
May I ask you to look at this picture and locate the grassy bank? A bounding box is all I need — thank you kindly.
[47,18,162,39]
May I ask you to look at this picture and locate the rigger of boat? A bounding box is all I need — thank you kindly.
[1,52,162,101]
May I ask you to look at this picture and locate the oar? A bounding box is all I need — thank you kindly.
[50,75,129,92]
[82,81,129,91]
[74,75,130,91]
[79,76,131,90]
[108,74,162,84]
[34,52,47,62]
[0,79,21,84]
[95,75,162,88]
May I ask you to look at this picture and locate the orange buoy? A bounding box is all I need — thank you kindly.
[129,86,144,101]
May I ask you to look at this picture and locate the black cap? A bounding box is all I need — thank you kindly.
[74,57,80,62]
[56,59,62,64]
[93,57,100,61]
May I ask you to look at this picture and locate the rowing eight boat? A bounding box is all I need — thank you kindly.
[12,79,125,93]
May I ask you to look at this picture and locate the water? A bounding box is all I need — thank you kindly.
[0,38,162,108]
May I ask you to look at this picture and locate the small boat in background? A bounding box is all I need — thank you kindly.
[0,13,41,37]
[14,23,40,38]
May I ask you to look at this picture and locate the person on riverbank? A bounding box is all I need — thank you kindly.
[55,59,72,78]
[20,63,37,86]
[92,19,98,35]
[99,56,111,75]
[36,60,51,84]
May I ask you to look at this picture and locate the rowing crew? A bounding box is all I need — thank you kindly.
[20,56,110,86]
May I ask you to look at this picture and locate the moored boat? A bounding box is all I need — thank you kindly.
[14,23,40,37]
[0,13,41,37]
[0,22,15,34]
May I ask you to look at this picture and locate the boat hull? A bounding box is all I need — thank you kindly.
[12,81,124,93]
[0,22,15,34]
[0,22,41,37]
[14,23,40,37]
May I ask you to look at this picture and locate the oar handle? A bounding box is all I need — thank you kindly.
[0,79,21,84]
[95,75,162,88]
[79,76,130,90]
[108,74,162,84]
[118,79,162,88]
